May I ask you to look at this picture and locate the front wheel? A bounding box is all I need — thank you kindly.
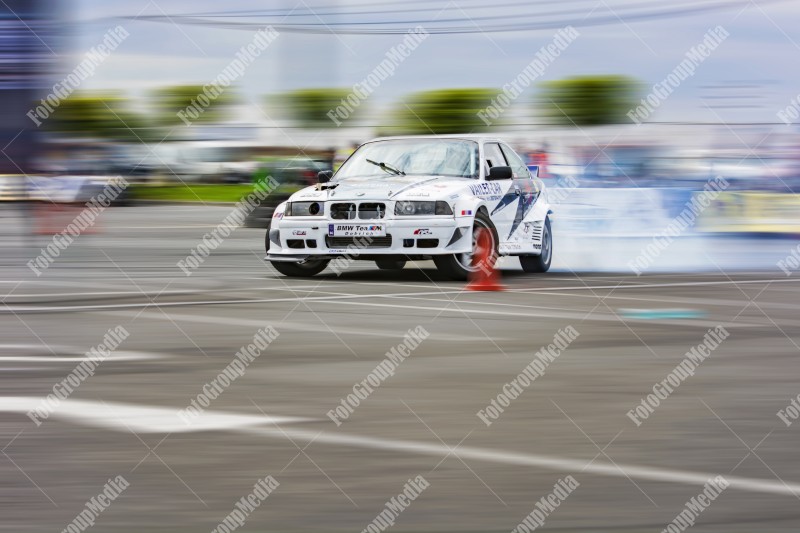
[519,217,552,273]
[271,259,330,277]
[434,211,498,281]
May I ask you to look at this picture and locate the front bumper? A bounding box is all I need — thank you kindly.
[267,216,472,257]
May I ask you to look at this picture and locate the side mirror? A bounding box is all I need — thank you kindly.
[487,165,512,181]
[317,170,333,183]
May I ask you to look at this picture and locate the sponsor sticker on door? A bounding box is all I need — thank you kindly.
[329,223,386,237]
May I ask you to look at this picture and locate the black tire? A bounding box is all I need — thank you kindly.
[271,259,330,277]
[375,258,406,270]
[519,217,552,273]
[434,211,498,281]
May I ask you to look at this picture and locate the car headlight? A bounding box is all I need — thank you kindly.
[394,201,453,216]
[285,201,323,216]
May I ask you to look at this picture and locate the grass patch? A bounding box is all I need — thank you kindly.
[130,183,298,203]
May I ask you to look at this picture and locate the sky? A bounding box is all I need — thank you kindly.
[54,0,800,125]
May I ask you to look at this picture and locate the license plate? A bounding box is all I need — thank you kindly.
[328,223,386,237]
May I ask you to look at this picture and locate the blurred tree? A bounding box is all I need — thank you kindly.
[48,92,148,142]
[278,88,356,128]
[151,84,237,127]
[536,75,641,126]
[388,88,499,134]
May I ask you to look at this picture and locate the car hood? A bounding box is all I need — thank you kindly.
[290,175,470,202]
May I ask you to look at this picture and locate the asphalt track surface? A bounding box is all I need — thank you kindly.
[2,205,800,532]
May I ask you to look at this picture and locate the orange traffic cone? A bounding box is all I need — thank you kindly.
[466,227,504,291]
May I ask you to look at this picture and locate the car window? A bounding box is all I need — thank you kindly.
[484,143,507,172]
[335,139,479,179]
[500,144,530,179]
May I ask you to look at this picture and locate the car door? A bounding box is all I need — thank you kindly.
[499,143,539,245]
[482,142,516,240]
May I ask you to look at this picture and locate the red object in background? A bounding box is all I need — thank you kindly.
[33,202,101,236]
[466,227,504,292]
[529,151,549,178]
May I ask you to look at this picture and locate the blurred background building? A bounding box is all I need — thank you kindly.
[3,0,800,232]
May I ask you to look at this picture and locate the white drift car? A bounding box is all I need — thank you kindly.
[265,135,553,280]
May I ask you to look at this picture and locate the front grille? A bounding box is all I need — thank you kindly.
[326,236,393,248]
[358,203,386,219]
[286,239,305,249]
[331,203,357,219]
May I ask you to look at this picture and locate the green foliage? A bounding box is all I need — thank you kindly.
[151,85,237,126]
[278,88,355,128]
[536,75,642,126]
[388,88,500,134]
[48,92,147,142]
[130,183,298,203]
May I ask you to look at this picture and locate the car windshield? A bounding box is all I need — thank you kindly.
[335,139,479,179]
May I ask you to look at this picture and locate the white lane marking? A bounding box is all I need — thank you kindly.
[6,290,206,299]
[513,278,800,293]
[5,278,800,314]
[243,426,800,498]
[309,300,755,329]
[5,286,355,300]
[2,396,797,497]
[0,350,162,363]
[104,310,502,342]
[0,290,464,313]
[0,397,309,433]
[528,291,800,311]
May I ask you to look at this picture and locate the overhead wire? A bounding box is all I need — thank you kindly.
[123,0,788,34]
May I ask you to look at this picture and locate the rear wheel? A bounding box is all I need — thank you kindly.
[434,211,498,281]
[519,217,552,273]
[271,259,330,277]
[375,258,406,270]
